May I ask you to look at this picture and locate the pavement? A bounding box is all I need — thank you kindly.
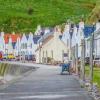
[0,62,94,100]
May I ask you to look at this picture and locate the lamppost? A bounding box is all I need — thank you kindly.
[69,27,73,61]
[67,19,72,61]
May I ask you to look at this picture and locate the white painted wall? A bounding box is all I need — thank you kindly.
[36,28,68,63]
[15,37,21,56]
[20,34,28,55]
[62,23,70,49]
[72,26,78,47]
[0,34,5,54]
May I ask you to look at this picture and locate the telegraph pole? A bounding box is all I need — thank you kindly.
[81,39,85,83]
[89,23,95,91]
[39,42,41,64]
[75,43,78,75]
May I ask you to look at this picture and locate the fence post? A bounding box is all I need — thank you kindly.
[81,39,85,83]
[72,47,76,72]
[89,34,94,91]
[39,46,41,63]
[75,43,78,75]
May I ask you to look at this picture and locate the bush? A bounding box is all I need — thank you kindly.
[27,7,34,15]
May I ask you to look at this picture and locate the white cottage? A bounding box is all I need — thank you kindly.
[94,21,100,58]
[85,21,100,58]
[77,21,85,57]
[71,25,78,47]
[8,36,14,54]
[36,26,68,63]
[61,23,71,59]
[20,33,28,57]
[27,32,34,55]
[15,36,21,56]
[0,32,5,54]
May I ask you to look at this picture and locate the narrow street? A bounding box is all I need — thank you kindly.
[0,63,94,100]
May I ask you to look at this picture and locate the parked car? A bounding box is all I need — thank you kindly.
[3,54,8,60]
[0,52,3,60]
[8,54,15,60]
[15,55,20,61]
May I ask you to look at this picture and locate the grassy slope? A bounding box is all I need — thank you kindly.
[0,0,96,33]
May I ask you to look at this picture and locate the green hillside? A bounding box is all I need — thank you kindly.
[87,1,100,24]
[0,0,96,33]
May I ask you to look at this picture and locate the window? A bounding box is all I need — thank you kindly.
[67,39,69,47]
[21,44,24,49]
[87,41,89,49]
[51,50,53,59]
[30,43,32,48]
[43,51,44,57]
[24,43,27,49]
[62,50,64,61]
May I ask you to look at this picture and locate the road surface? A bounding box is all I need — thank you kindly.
[0,63,94,100]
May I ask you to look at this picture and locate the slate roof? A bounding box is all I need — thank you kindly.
[84,26,96,38]
[12,42,16,49]
[33,35,41,44]
[38,27,54,43]
[59,35,62,40]
[61,25,96,41]
[26,35,29,40]
[38,32,54,43]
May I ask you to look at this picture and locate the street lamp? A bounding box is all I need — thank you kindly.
[69,27,73,61]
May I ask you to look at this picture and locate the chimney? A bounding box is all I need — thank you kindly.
[12,31,15,35]
[73,25,78,34]
[44,27,50,34]
[35,25,41,35]
[96,19,100,31]
[64,23,70,33]
[79,19,84,30]
[1,31,4,37]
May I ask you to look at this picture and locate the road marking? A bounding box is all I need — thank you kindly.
[0,91,86,95]
[14,95,72,99]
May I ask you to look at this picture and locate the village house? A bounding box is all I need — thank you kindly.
[77,20,85,58]
[93,21,100,59]
[0,32,5,54]
[27,32,34,60]
[32,35,41,61]
[84,21,100,59]
[61,23,72,60]
[4,32,20,56]
[33,35,41,54]
[84,26,95,58]
[15,35,21,57]
[36,26,68,64]
[19,32,41,61]
[20,33,28,60]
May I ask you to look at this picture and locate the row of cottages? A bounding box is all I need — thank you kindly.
[19,33,41,60]
[35,20,100,64]
[61,20,100,60]
[0,32,20,55]
[0,31,41,60]
[61,21,85,59]
[36,26,68,64]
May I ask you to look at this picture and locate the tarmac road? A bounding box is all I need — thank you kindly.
[0,63,94,100]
